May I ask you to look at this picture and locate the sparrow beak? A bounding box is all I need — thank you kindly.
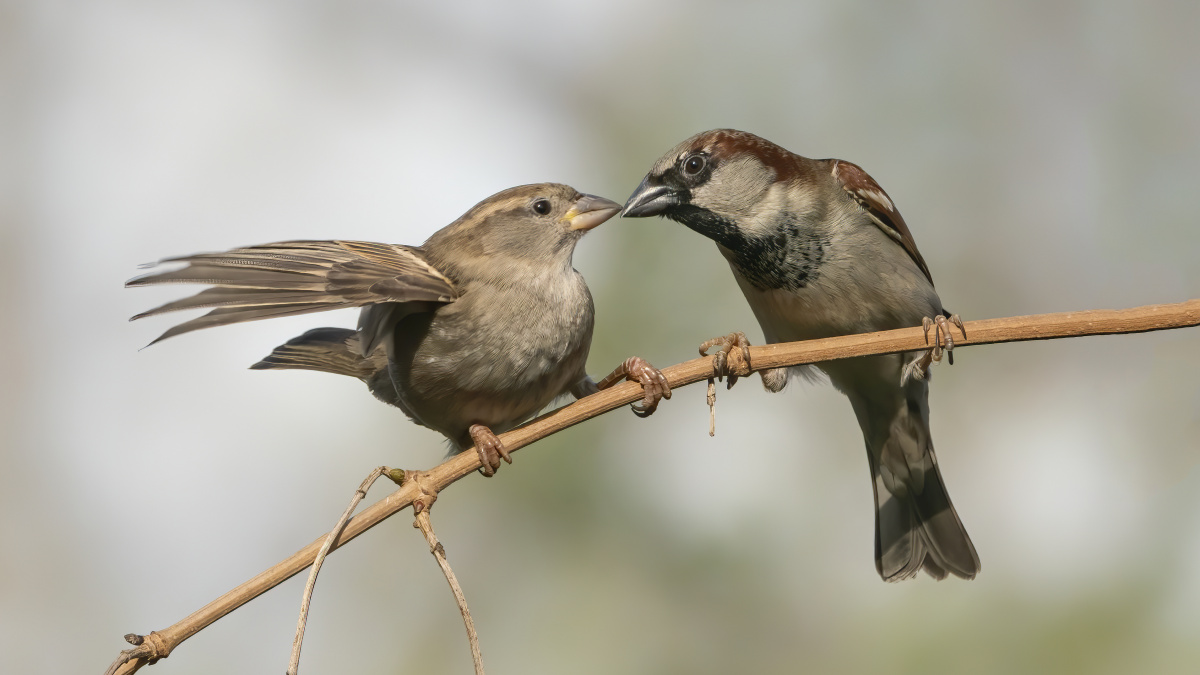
[564,194,622,231]
[621,177,680,218]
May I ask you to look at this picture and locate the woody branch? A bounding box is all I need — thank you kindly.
[105,298,1200,675]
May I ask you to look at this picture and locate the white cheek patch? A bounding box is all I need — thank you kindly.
[693,156,775,220]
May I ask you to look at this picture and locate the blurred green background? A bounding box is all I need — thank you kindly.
[3,1,1200,673]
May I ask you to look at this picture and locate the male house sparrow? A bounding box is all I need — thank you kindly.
[129,184,670,475]
[622,130,978,581]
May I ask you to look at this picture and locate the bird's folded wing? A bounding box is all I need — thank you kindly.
[831,160,934,286]
[127,240,456,344]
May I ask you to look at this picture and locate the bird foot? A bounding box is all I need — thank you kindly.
[699,331,752,388]
[470,424,510,477]
[699,331,753,437]
[597,356,672,417]
[902,313,966,385]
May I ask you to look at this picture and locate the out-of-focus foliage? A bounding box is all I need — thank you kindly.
[2,1,1198,673]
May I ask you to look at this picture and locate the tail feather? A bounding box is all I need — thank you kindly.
[907,446,979,579]
[251,327,379,379]
[844,362,979,582]
[251,327,404,411]
[873,456,978,581]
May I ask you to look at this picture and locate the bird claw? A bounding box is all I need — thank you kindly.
[906,313,966,384]
[699,331,752,388]
[597,356,672,417]
[469,424,509,477]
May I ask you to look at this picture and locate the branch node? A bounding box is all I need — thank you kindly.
[400,469,439,516]
[106,629,171,674]
[143,631,170,662]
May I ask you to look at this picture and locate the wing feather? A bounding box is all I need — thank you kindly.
[128,240,457,343]
[831,161,934,286]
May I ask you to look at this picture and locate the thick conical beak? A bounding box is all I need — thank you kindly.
[564,194,622,231]
[621,177,680,217]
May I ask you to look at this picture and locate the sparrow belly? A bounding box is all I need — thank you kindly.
[388,276,594,448]
[728,239,943,345]
[727,234,943,393]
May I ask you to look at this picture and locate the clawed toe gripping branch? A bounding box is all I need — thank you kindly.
[104,299,1200,675]
[901,313,968,385]
[699,331,753,436]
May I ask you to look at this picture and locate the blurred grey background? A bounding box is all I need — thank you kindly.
[3,1,1200,673]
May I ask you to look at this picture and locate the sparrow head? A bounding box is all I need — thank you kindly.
[425,183,620,273]
[621,129,808,229]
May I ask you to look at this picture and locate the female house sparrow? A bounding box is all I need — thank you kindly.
[129,184,671,476]
[622,130,978,581]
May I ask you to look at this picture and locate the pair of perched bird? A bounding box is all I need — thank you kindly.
[130,129,979,582]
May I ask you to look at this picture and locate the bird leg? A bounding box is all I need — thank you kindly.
[469,424,510,477]
[902,313,966,385]
[925,313,966,362]
[596,356,672,417]
[699,331,752,388]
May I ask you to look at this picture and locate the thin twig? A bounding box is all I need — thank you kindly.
[414,507,485,675]
[288,466,389,675]
[103,632,169,675]
[104,298,1200,674]
[707,378,716,437]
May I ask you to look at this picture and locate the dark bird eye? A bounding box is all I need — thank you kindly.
[683,154,706,176]
[533,199,551,215]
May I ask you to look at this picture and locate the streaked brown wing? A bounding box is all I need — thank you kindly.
[127,240,457,344]
[831,160,934,285]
